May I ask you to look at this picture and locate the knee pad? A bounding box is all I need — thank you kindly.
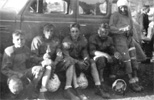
[63,59,73,69]
[124,61,132,74]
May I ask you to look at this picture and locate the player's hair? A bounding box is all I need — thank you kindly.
[43,23,55,31]
[70,23,80,30]
[12,30,25,38]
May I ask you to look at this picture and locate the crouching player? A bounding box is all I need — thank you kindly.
[1,30,43,99]
[89,23,121,97]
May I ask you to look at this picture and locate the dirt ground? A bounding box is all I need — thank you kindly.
[0,62,154,100]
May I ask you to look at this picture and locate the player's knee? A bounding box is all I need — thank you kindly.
[46,65,52,70]
[64,58,74,68]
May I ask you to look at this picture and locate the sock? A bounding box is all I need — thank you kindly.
[40,87,47,92]
[64,86,72,90]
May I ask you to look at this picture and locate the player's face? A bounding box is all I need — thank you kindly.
[98,28,108,39]
[43,27,54,39]
[70,27,80,41]
[118,5,128,16]
[13,35,25,48]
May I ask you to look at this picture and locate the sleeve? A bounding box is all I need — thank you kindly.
[129,10,135,35]
[138,14,144,31]
[31,37,43,64]
[31,37,40,56]
[1,48,17,77]
[109,13,123,34]
[132,23,140,43]
[25,46,35,68]
[54,39,63,64]
[89,36,97,56]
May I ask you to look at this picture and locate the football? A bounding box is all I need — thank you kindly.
[47,74,61,92]
[77,73,88,89]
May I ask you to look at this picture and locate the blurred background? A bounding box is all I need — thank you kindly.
[111,0,154,21]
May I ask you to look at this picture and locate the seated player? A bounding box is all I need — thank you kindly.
[62,23,90,100]
[89,23,121,95]
[31,23,63,100]
[1,30,43,99]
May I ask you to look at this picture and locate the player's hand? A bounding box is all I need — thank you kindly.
[83,59,90,70]
[32,66,44,77]
[43,53,51,60]
[63,42,72,49]
[41,59,53,67]
[57,51,63,58]
[119,25,130,32]
[56,51,63,62]
[77,60,89,70]
[114,52,121,60]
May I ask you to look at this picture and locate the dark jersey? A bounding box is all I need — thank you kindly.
[89,34,116,57]
[62,35,89,59]
[2,45,31,77]
[31,36,61,61]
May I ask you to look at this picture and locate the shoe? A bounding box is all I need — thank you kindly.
[64,88,80,100]
[75,87,89,100]
[37,92,49,100]
[129,83,143,92]
[95,85,110,98]
[101,82,109,92]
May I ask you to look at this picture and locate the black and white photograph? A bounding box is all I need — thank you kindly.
[0,0,154,100]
